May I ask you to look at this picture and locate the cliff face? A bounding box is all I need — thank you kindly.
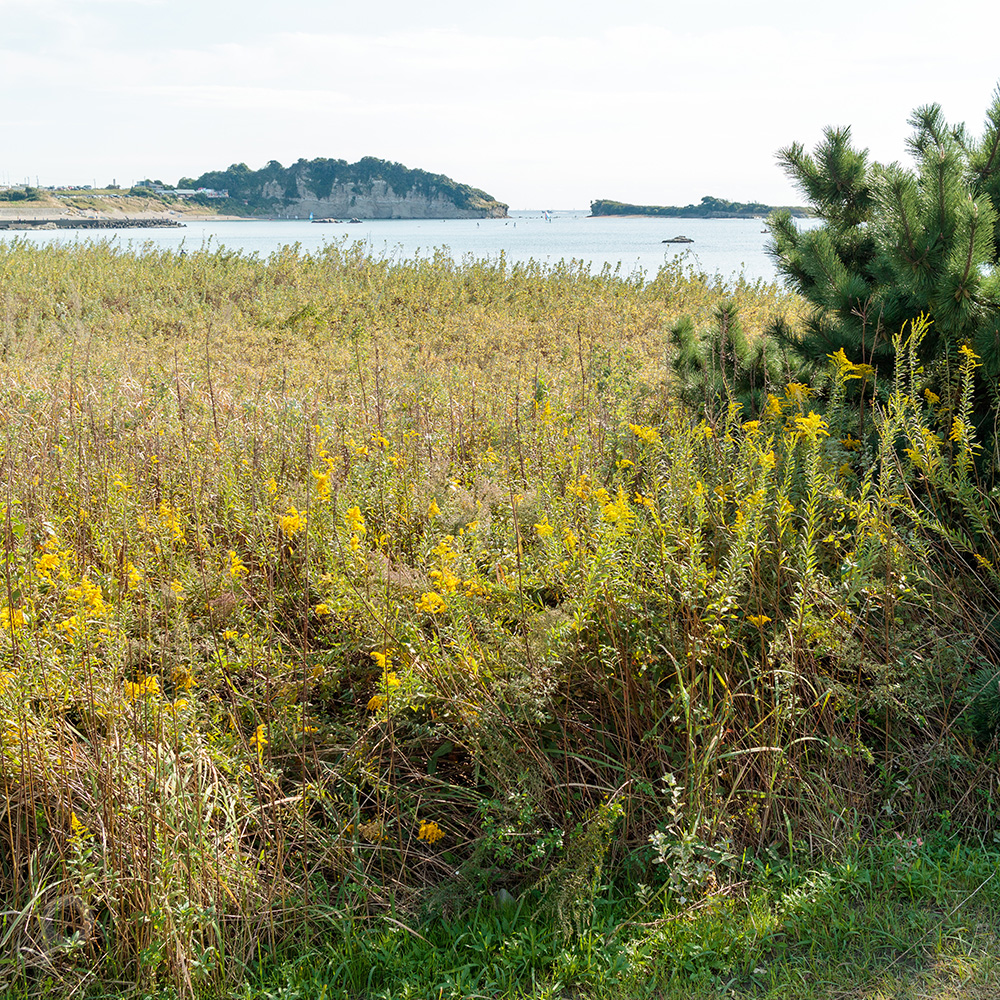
[181,157,507,220]
[261,176,507,220]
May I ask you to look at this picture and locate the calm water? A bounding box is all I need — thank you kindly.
[0,210,820,284]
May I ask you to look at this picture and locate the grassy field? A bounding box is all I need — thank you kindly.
[0,237,998,999]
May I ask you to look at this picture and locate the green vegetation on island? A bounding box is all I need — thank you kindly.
[166,155,508,218]
[591,195,811,218]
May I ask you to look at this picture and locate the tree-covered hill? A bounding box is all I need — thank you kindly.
[175,156,508,218]
[591,195,810,218]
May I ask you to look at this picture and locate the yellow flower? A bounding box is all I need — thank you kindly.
[172,665,197,692]
[266,477,278,496]
[0,606,25,632]
[427,499,441,518]
[250,723,268,749]
[170,579,185,599]
[371,650,391,670]
[428,567,461,593]
[312,469,331,501]
[280,506,306,537]
[70,812,90,839]
[416,591,446,614]
[534,516,554,539]
[315,603,332,616]
[344,505,366,534]
[794,411,829,442]
[764,394,784,418]
[228,550,248,579]
[125,675,160,700]
[748,615,772,628]
[628,423,662,446]
[417,819,445,844]
[367,693,387,711]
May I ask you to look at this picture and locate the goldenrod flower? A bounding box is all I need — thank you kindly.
[228,550,248,579]
[0,606,25,632]
[628,423,661,446]
[534,516,554,539]
[427,499,441,518]
[315,603,332,616]
[250,723,268,749]
[125,675,160,700]
[367,693,387,711]
[794,411,829,442]
[415,592,446,614]
[280,506,305,537]
[312,469,331,501]
[344,505,366,534]
[748,615,772,628]
[170,579,185,599]
[172,665,197,692]
[417,819,445,844]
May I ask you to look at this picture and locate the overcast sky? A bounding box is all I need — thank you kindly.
[3,0,999,208]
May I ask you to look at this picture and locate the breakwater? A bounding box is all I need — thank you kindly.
[0,218,185,231]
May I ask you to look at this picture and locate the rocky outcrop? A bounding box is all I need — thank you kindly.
[183,157,507,220]
[261,176,506,220]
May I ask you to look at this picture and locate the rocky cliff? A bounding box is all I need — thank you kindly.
[261,177,505,220]
[181,157,508,220]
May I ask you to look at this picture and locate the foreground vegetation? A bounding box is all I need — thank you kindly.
[0,237,998,998]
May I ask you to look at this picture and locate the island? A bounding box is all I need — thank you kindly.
[173,157,508,220]
[590,196,811,219]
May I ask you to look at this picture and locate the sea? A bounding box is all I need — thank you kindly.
[0,209,821,286]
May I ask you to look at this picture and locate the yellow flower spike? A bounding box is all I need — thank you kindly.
[628,423,661,446]
[250,724,268,750]
[315,603,332,616]
[794,411,830,443]
[266,477,278,496]
[0,606,26,632]
[344,506,366,534]
[280,506,306,537]
[228,550,248,579]
[417,819,445,845]
[311,469,331,502]
[125,675,160,701]
[959,343,981,365]
[170,579,185,599]
[748,615,772,628]
[70,812,89,838]
[371,650,391,670]
[533,516,554,539]
[427,499,442,518]
[416,591,446,614]
[367,693,387,711]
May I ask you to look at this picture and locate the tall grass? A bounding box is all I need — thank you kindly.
[0,238,996,997]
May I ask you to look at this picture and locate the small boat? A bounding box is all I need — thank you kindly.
[662,235,694,244]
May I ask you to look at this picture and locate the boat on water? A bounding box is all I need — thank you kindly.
[662,235,694,244]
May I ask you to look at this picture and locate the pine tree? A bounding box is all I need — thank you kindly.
[767,89,1000,390]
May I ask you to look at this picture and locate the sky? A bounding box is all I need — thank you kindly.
[3,0,1000,209]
